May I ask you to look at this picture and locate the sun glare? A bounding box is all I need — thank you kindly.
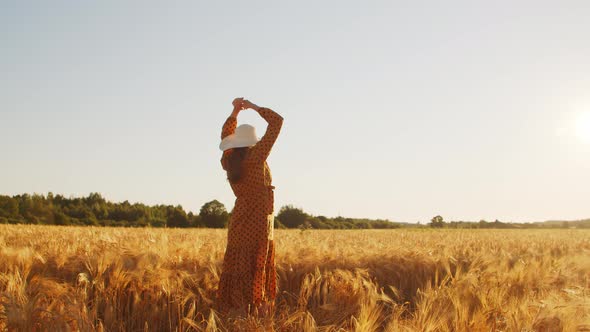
[575,112,590,144]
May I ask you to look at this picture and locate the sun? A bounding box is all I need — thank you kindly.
[575,112,590,144]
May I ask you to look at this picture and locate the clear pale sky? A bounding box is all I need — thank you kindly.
[1,1,589,222]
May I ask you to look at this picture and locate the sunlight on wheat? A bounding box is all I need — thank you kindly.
[0,225,589,331]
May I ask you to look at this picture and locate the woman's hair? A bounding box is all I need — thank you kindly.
[224,147,249,183]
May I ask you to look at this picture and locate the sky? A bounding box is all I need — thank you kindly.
[1,1,589,222]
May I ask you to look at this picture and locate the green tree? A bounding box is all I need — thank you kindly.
[0,195,19,218]
[277,205,307,228]
[150,219,166,228]
[429,215,444,228]
[53,211,71,225]
[188,212,204,227]
[167,206,190,228]
[199,200,229,228]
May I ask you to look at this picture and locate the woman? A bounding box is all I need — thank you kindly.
[216,98,283,315]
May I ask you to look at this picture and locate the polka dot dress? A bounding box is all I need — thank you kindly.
[217,107,283,314]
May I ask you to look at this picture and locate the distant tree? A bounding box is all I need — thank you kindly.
[199,200,229,228]
[167,206,190,228]
[479,219,488,228]
[0,195,19,218]
[82,217,99,226]
[277,205,307,228]
[307,217,327,229]
[274,218,286,229]
[53,211,71,226]
[17,194,32,218]
[188,212,204,227]
[429,215,444,228]
[150,218,166,228]
[298,220,312,230]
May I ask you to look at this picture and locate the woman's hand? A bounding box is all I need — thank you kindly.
[242,99,260,111]
[231,97,245,117]
[232,97,245,110]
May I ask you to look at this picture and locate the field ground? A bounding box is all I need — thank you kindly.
[1,225,589,331]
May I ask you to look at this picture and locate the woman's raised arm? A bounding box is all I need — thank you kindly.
[244,100,283,162]
[221,98,244,139]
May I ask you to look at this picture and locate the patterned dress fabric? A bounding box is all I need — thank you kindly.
[216,107,283,314]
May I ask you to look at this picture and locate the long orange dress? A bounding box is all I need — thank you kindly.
[217,107,283,314]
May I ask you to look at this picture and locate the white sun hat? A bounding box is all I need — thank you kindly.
[219,124,260,151]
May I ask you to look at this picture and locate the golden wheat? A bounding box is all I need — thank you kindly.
[0,225,589,331]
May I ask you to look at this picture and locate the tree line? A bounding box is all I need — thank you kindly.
[0,193,400,229]
[427,215,590,229]
[1,193,587,229]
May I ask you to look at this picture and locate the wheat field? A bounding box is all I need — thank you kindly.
[0,225,589,331]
